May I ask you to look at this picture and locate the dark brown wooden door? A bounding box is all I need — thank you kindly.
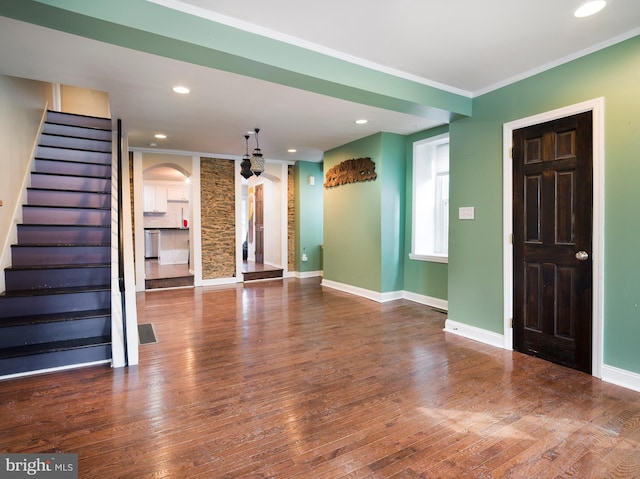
[255,184,264,264]
[513,111,593,373]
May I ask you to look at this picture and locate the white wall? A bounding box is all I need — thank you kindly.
[263,163,283,267]
[245,163,285,268]
[0,75,52,291]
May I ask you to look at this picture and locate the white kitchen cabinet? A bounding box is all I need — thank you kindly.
[167,185,189,202]
[143,186,168,213]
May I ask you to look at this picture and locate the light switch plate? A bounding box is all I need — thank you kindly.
[459,207,475,220]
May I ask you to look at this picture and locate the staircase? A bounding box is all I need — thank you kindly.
[0,111,113,377]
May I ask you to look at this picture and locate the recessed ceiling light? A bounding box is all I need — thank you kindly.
[149,142,158,147]
[355,119,368,125]
[172,86,190,94]
[288,149,297,153]
[574,0,606,17]
[154,133,167,139]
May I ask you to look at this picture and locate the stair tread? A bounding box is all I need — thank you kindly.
[28,187,110,195]
[45,122,111,133]
[0,309,111,328]
[33,144,112,155]
[41,132,111,143]
[0,336,112,359]
[19,223,110,228]
[11,243,110,247]
[6,263,110,271]
[23,204,111,211]
[0,284,111,298]
[31,171,111,180]
[35,157,112,167]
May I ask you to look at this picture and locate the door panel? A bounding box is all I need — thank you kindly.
[513,111,593,373]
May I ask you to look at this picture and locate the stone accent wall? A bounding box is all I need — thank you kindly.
[200,158,236,279]
[288,165,295,271]
[129,151,136,264]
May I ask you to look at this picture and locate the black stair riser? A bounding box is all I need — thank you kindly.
[11,245,110,267]
[17,225,111,245]
[40,134,111,153]
[43,123,112,141]
[23,206,110,226]
[0,290,110,319]
[35,159,112,178]
[0,317,111,349]
[30,173,110,193]
[46,111,112,130]
[27,189,110,209]
[36,146,111,165]
[5,266,110,291]
[0,344,111,376]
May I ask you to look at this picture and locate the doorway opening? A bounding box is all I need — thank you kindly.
[142,162,194,289]
[503,98,604,377]
[241,167,285,281]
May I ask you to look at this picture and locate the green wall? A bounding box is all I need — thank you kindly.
[403,125,450,301]
[324,134,382,291]
[324,133,405,293]
[295,161,324,273]
[379,133,406,293]
[448,35,640,373]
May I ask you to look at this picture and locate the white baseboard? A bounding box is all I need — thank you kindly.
[292,270,323,279]
[402,291,448,311]
[198,277,239,287]
[321,279,389,302]
[321,279,448,306]
[444,319,505,349]
[602,364,640,393]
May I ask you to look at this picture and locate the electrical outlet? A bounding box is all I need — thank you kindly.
[301,253,308,262]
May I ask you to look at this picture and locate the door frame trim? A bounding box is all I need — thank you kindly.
[502,97,605,378]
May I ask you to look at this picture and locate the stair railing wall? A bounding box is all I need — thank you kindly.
[0,106,49,293]
[111,120,139,367]
[117,119,128,366]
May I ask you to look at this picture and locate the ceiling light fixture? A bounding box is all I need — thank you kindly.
[574,0,606,17]
[288,149,297,153]
[240,134,253,179]
[154,133,167,139]
[355,119,368,125]
[240,129,265,178]
[172,86,190,94]
[250,128,265,176]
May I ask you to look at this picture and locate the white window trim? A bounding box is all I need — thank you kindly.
[408,253,448,263]
[411,133,450,262]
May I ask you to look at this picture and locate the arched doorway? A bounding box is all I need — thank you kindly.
[141,160,193,289]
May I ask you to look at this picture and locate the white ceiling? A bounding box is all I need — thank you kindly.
[1,1,639,162]
[162,0,640,94]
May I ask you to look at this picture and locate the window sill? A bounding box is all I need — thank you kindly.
[409,253,448,264]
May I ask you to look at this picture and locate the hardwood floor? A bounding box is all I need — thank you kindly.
[1,278,640,478]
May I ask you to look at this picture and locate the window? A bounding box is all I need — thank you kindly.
[410,134,449,263]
